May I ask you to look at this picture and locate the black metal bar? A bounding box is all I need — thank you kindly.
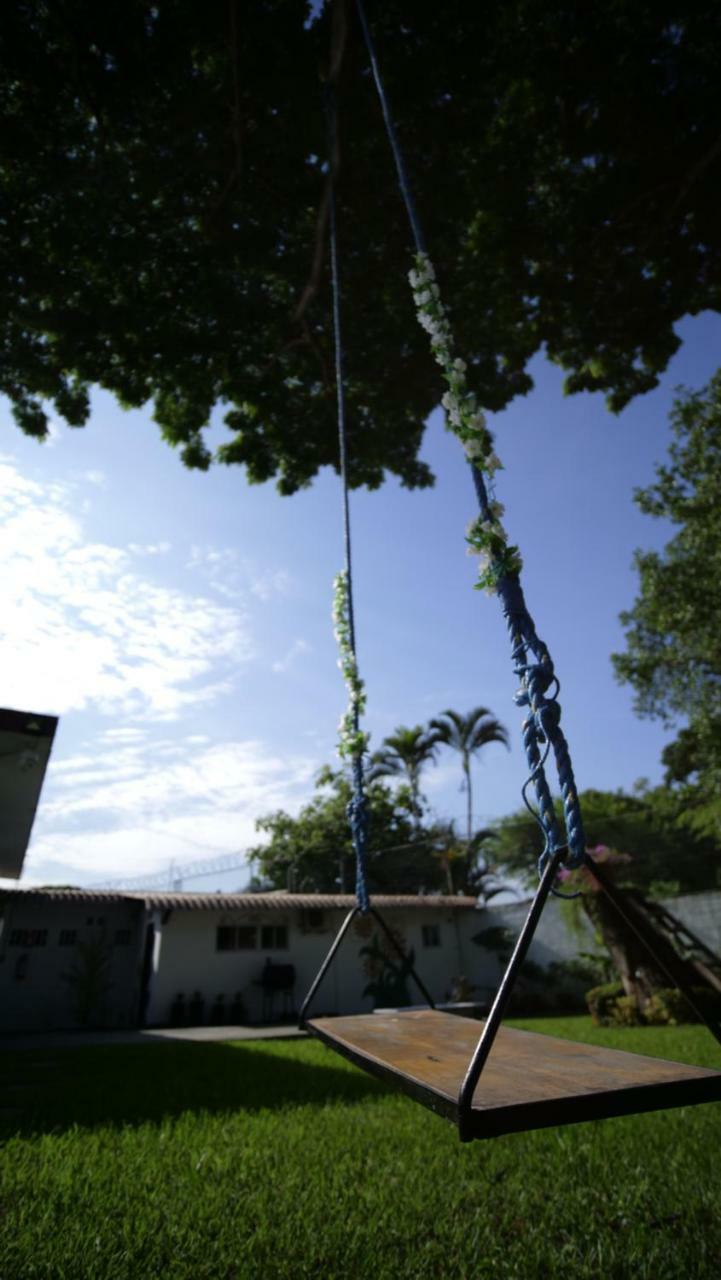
[586,856,721,1046]
[298,907,359,1027]
[457,849,565,1140]
[369,905,436,1010]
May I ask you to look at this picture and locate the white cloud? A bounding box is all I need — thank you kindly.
[23,731,317,883]
[248,568,292,602]
[272,637,310,673]
[0,459,253,720]
[186,545,240,601]
[127,541,171,556]
[188,546,292,604]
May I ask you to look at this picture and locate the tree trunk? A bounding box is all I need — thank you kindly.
[583,893,667,1012]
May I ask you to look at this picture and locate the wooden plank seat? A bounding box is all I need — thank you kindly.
[308,1008,721,1140]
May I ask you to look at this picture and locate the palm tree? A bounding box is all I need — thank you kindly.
[367,724,442,826]
[430,707,510,843]
[428,820,508,897]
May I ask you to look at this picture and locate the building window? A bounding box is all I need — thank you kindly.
[114,929,131,946]
[261,925,288,951]
[216,925,258,952]
[58,929,77,946]
[422,924,441,948]
[9,929,47,948]
[236,926,257,949]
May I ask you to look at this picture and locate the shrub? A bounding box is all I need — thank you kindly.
[643,988,689,1026]
[585,982,626,1026]
[613,995,642,1026]
[643,986,721,1026]
[586,982,721,1027]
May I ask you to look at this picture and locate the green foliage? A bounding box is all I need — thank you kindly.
[61,933,114,1028]
[3,5,721,491]
[553,953,616,989]
[367,724,442,824]
[494,786,721,895]
[643,987,721,1027]
[587,983,721,1028]
[613,373,721,838]
[471,928,591,1014]
[614,995,644,1027]
[586,982,632,1026]
[248,766,447,894]
[573,951,617,986]
[359,930,414,1008]
[424,819,505,897]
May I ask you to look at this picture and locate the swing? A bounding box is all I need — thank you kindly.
[299,0,721,1142]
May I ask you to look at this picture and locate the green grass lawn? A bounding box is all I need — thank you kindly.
[1,1017,720,1279]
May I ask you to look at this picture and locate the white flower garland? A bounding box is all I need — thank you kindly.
[332,569,369,760]
[409,252,522,595]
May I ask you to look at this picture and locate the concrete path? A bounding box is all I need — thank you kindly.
[0,1023,307,1051]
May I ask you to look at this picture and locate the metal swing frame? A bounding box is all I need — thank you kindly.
[300,849,721,1141]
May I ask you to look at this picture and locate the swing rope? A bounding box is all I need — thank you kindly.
[354,0,586,873]
[325,82,370,912]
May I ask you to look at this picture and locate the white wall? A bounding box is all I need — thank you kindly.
[147,905,487,1025]
[0,897,144,1033]
[660,890,721,955]
[13,883,716,1033]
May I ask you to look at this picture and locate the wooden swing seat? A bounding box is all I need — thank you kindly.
[308,1008,721,1140]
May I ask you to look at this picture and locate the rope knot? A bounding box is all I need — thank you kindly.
[534,700,561,740]
[514,660,554,708]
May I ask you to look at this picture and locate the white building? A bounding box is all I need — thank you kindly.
[0,888,493,1034]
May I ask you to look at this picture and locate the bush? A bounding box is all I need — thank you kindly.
[613,995,642,1026]
[585,982,626,1026]
[644,986,721,1026]
[586,982,721,1027]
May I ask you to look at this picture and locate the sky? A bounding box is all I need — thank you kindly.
[1,309,719,893]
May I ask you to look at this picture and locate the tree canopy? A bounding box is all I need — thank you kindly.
[247,767,446,895]
[612,374,721,836]
[3,2,721,490]
[367,724,441,825]
[430,707,509,841]
[493,787,721,897]
[247,765,503,896]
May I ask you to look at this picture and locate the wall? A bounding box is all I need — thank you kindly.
[470,890,721,996]
[659,890,721,955]
[146,904,487,1025]
[0,897,145,1033]
[4,887,716,1033]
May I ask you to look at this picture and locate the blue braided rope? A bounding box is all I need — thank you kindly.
[325,83,370,911]
[470,468,585,868]
[355,0,586,872]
